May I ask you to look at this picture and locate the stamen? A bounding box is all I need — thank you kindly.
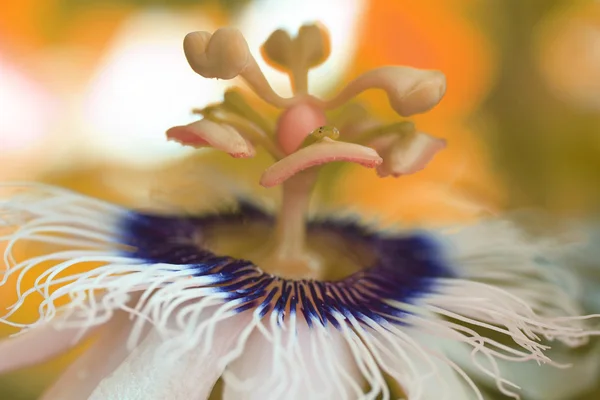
[193,106,283,159]
[322,66,447,117]
[260,137,382,187]
[166,119,255,158]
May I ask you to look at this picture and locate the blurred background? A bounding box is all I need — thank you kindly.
[0,0,599,398]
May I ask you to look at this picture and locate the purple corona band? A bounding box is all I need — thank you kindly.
[119,202,454,328]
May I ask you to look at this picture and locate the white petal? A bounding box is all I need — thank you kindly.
[40,312,134,400]
[223,318,363,400]
[561,223,600,314]
[419,216,600,398]
[89,312,247,400]
[0,320,96,374]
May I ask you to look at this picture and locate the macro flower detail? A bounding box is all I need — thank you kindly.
[0,23,599,400]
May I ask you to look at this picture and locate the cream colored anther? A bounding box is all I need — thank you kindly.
[185,28,293,108]
[184,28,251,79]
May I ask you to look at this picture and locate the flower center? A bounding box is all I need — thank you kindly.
[167,23,448,280]
[200,203,376,280]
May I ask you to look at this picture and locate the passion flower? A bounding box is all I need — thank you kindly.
[0,23,597,400]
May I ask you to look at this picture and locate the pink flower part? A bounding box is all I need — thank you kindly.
[260,137,382,187]
[166,119,255,158]
[276,101,327,155]
[373,132,446,177]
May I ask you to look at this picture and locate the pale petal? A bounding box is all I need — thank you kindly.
[89,312,247,400]
[260,137,382,187]
[0,320,96,374]
[500,347,600,400]
[419,216,600,399]
[167,119,255,158]
[562,223,600,314]
[40,312,134,400]
[223,318,363,400]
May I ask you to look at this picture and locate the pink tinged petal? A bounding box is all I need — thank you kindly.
[260,137,382,187]
[373,132,446,177]
[40,312,135,400]
[325,66,447,117]
[166,119,255,158]
[0,321,96,374]
[223,319,363,400]
[88,313,248,400]
[276,101,327,154]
